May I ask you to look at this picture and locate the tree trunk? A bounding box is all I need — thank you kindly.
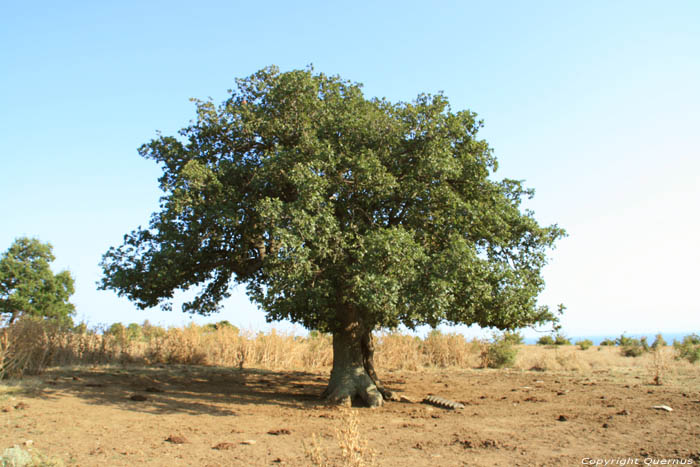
[361,331,393,401]
[8,310,19,325]
[322,315,391,407]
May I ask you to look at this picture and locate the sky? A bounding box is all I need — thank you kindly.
[1,1,698,339]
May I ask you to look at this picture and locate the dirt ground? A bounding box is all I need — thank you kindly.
[1,364,699,466]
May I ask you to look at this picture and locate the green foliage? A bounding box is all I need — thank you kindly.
[0,237,75,326]
[204,320,240,334]
[537,333,570,346]
[553,334,571,345]
[105,322,125,337]
[100,66,565,337]
[141,320,166,340]
[536,335,555,345]
[576,339,593,350]
[615,334,635,347]
[599,338,615,346]
[651,333,667,349]
[617,335,649,358]
[501,330,524,345]
[621,344,645,357]
[484,333,518,368]
[674,334,700,364]
[126,323,143,340]
[680,333,700,345]
[104,322,128,346]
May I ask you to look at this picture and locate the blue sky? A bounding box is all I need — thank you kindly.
[1,1,698,337]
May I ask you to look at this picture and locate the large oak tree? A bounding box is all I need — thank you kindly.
[100,66,565,407]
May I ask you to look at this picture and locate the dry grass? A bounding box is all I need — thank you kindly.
[303,407,377,467]
[1,319,698,384]
[0,320,333,378]
[374,331,482,370]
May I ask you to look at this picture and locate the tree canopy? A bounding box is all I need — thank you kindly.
[0,237,75,326]
[100,66,565,405]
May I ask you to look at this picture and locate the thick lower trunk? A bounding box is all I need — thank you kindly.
[322,324,390,408]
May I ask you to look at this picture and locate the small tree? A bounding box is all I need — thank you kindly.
[0,237,75,326]
[100,66,565,406]
[576,339,593,350]
[483,333,519,368]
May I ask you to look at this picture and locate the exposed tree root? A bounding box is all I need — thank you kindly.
[322,366,384,407]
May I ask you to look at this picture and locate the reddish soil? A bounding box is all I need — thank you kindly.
[1,365,699,466]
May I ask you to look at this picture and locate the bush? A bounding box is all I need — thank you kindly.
[640,336,649,351]
[681,333,700,345]
[599,338,615,346]
[576,339,593,350]
[536,335,555,345]
[537,333,570,346]
[651,333,667,349]
[674,334,700,364]
[204,320,240,334]
[554,334,571,346]
[483,334,518,368]
[618,335,649,358]
[615,334,648,348]
[621,343,645,357]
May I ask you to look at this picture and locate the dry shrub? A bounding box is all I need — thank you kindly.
[421,331,477,368]
[1,319,66,378]
[335,407,376,467]
[142,326,331,369]
[374,333,422,370]
[648,346,671,385]
[303,433,330,467]
[0,318,150,378]
[303,407,376,467]
[374,331,481,370]
[1,319,337,378]
[300,332,333,368]
[156,323,209,365]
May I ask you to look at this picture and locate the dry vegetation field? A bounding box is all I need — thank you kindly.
[1,321,699,466]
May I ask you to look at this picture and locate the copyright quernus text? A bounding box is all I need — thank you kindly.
[582,458,694,466]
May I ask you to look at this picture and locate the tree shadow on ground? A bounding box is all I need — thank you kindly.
[15,365,332,416]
